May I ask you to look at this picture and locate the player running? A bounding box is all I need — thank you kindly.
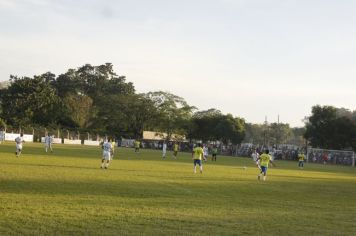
[251,149,260,170]
[101,139,113,169]
[203,145,209,161]
[15,133,25,157]
[44,134,53,153]
[257,149,276,181]
[298,151,305,169]
[192,143,204,174]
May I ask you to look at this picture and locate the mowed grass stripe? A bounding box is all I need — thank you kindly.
[0,142,355,235]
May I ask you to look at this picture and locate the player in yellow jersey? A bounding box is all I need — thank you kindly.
[298,151,305,169]
[192,143,204,174]
[257,149,276,181]
[173,142,179,159]
[111,139,116,159]
[134,140,140,153]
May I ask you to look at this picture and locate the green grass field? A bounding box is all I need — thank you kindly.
[0,142,355,235]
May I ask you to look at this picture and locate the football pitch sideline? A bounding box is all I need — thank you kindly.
[0,142,355,236]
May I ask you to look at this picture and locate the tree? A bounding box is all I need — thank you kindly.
[54,63,135,100]
[90,93,158,138]
[191,109,222,142]
[0,75,61,126]
[63,94,94,128]
[243,123,265,144]
[0,118,6,130]
[305,105,356,150]
[122,94,159,138]
[214,114,245,145]
[52,63,136,130]
[146,91,196,140]
[269,123,292,145]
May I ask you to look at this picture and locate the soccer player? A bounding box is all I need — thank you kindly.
[203,145,209,161]
[257,149,276,181]
[111,139,116,159]
[211,146,218,161]
[173,142,179,159]
[0,129,4,144]
[44,134,53,153]
[101,139,113,169]
[298,151,305,169]
[251,149,260,169]
[162,141,167,159]
[134,140,140,153]
[192,143,204,174]
[15,133,25,157]
[322,153,328,165]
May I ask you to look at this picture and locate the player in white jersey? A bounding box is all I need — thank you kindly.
[15,133,25,157]
[101,139,113,169]
[0,130,4,144]
[203,145,209,161]
[162,142,167,159]
[251,149,261,170]
[44,134,53,153]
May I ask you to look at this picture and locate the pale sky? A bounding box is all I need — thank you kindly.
[1,0,355,127]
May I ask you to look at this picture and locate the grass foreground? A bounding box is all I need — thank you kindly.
[0,142,356,235]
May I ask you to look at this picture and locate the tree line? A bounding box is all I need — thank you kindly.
[0,63,355,151]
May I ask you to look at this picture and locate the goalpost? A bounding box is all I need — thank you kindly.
[307,148,355,167]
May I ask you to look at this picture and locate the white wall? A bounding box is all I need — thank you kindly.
[5,133,33,142]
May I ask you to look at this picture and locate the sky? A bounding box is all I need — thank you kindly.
[0,0,355,127]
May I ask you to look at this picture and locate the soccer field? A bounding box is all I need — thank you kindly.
[0,142,355,235]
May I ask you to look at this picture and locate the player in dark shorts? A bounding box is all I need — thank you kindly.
[212,146,218,161]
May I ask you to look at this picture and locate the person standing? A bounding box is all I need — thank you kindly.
[322,152,328,165]
[111,139,116,159]
[15,133,25,157]
[173,142,179,159]
[298,152,305,169]
[192,143,204,174]
[0,129,4,144]
[44,134,53,153]
[257,149,276,181]
[162,141,167,159]
[211,146,218,161]
[134,140,140,153]
[101,139,113,169]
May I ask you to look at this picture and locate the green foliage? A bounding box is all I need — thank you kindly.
[146,91,196,140]
[92,93,158,138]
[3,62,338,147]
[63,94,94,128]
[269,123,292,145]
[0,118,6,129]
[214,114,245,145]
[305,105,356,151]
[244,123,306,146]
[191,110,245,145]
[0,75,61,126]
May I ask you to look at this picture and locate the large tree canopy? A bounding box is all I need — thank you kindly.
[0,75,60,126]
[0,63,353,149]
[305,105,356,151]
[146,91,196,140]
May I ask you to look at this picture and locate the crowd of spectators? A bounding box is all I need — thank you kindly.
[120,139,355,166]
[307,149,354,166]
